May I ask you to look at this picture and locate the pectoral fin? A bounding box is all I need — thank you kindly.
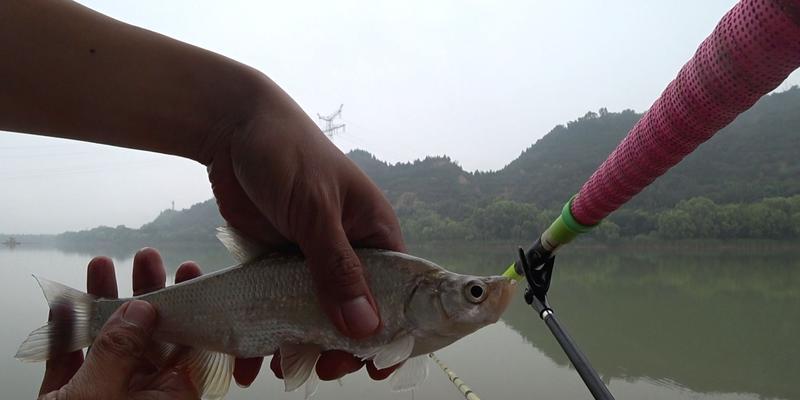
[357,335,414,370]
[389,355,428,391]
[178,348,234,400]
[305,371,320,399]
[279,343,322,392]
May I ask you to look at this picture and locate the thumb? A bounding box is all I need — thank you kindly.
[299,223,381,339]
[79,300,157,393]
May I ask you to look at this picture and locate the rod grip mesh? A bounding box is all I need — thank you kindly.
[571,0,800,226]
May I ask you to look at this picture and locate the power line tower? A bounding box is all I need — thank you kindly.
[317,104,346,139]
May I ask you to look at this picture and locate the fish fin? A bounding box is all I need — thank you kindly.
[178,348,234,400]
[357,335,414,370]
[156,342,181,362]
[15,276,95,361]
[144,341,186,369]
[389,355,428,391]
[279,343,322,392]
[304,370,320,399]
[216,225,265,263]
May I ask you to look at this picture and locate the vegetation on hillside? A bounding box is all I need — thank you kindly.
[397,195,800,242]
[56,200,223,246]
[47,87,800,244]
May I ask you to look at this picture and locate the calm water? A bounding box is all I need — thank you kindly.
[1,242,798,399]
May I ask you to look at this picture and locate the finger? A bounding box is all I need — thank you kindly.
[350,220,406,253]
[233,357,263,387]
[77,300,157,393]
[87,256,119,298]
[269,351,283,379]
[40,329,84,397]
[39,256,118,395]
[208,145,287,246]
[133,248,166,296]
[299,224,381,339]
[315,350,363,381]
[140,369,201,400]
[343,183,406,253]
[40,351,83,396]
[366,360,402,381]
[174,261,202,283]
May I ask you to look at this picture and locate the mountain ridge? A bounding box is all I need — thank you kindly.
[30,86,800,243]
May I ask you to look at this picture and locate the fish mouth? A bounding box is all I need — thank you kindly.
[498,278,517,314]
[486,276,517,322]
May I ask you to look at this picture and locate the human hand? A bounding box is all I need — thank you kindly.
[38,250,201,399]
[2,1,399,385]
[207,86,405,380]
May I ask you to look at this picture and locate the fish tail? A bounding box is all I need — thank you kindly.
[15,276,95,362]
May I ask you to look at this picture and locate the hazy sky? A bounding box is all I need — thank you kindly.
[3,0,799,234]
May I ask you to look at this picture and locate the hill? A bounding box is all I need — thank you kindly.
[50,87,800,245]
[358,87,800,216]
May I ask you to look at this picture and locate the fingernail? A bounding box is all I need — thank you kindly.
[236,380,251,389]
[340,296,379,337]
[123,300,155,327]
[42,391,59,400]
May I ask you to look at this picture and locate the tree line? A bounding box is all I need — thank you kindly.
[397,195,800,242]
[49,87,800,245]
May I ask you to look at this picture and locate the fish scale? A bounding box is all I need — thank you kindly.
[17,234,515,399]
[88,250,432,358]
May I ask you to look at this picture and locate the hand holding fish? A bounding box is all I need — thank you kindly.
[37,248,403,400]
[23,239,515,399]
[5,2,515,398]
[205,62,406,385]
[207,105,406,337]
[3,0,404,386]
[38,252,202,399]
[40,300,199,400]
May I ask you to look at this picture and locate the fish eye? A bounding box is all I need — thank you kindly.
[464,280,488,303]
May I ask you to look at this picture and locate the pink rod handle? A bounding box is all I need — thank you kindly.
[571,0,800,226]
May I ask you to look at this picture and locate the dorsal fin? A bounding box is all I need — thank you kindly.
[215,226,265,263]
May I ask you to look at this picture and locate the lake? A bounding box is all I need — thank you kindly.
[1,241,798,399]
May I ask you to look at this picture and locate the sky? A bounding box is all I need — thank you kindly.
[3,0,800,234]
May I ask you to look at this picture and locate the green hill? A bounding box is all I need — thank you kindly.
[52,87,800,244]
[361,87,800,216]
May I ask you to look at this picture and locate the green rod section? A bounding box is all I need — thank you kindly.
[502,195,600,280]
[429,353,482,400]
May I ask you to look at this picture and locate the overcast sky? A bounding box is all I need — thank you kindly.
[3,0,799,234]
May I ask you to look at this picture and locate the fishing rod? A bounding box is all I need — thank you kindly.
[429,353,482,400]
[501,1,800,399]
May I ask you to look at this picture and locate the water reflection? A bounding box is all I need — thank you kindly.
[412,242,800,400]
[2,242,798,399]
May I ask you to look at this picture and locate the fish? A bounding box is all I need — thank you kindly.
[16,227,516,399]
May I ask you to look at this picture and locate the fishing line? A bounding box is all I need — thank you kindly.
[429,353,482,400]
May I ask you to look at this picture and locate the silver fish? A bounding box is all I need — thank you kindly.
[16,228,516,399]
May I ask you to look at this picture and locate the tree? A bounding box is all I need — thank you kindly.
[676,197,721,238]
[657,209,695,239]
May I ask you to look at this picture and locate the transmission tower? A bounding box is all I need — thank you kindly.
[317,104,346,139]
